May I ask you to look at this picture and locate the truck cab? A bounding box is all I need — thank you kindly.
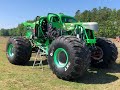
[34,13,77,38]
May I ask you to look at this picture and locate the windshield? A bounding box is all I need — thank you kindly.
[62,17,77,23]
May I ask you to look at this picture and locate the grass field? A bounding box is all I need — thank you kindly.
[0,37,120,90]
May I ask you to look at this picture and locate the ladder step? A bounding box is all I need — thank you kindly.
[32,47,47,71]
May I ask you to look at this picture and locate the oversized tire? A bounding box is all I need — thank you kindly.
[6,37,32,65]
[48,36,91,80]
[91,38,118,68]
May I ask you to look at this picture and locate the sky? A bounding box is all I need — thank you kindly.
[0,0,120,29]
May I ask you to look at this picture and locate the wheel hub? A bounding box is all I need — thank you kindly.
[54,48,68,68]
[7,44,15,57]
[91,46,103,60]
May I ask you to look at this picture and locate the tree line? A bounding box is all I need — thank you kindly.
[75,7,120,38]
[0,20,34,36]
[0,7,120,38]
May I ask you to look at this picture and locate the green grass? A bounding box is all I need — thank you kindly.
[0,37,120,90]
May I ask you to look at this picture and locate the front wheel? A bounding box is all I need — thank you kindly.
[48,36,91,80]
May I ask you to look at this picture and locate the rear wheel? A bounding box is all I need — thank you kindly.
[7,44,15,58]
[48,36,91,80]
[91,38,118,68]
[6,37,32,65]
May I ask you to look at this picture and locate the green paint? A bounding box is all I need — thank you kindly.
[7,44,14,57]
[22,22,35,28]
[53,48,68,68]
[22,13,97,55]
[25,30,33,38]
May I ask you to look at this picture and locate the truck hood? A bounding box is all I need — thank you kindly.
[64,22,98,31]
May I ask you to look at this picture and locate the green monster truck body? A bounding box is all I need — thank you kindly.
[6,13,118,80]
[23,13,97,53]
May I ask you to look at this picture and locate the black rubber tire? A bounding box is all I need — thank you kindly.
[91,38,118,68]
[6,37,32,65]
[48,36,91,80]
